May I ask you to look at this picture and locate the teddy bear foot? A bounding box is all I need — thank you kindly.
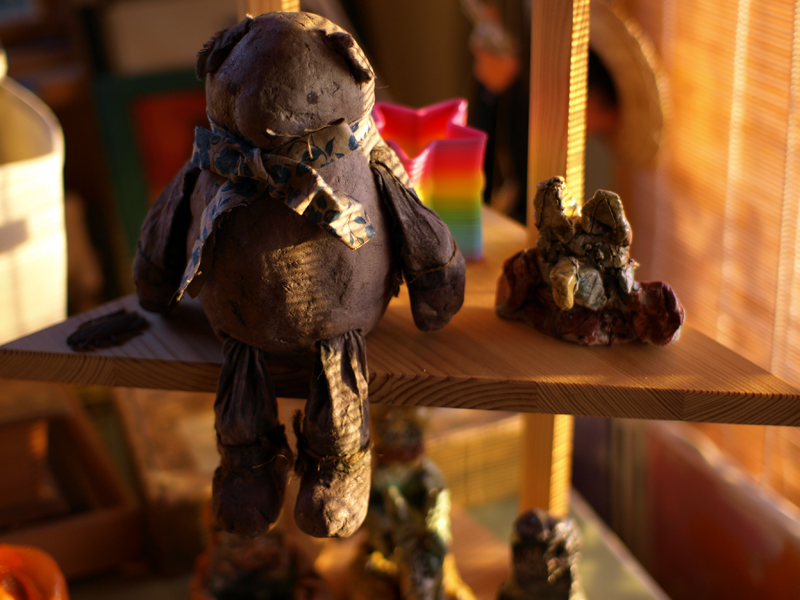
[212,435,293,537]
[293,445,371,538]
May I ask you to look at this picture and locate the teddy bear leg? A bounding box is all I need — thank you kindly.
[212,336,294,536]
[293,330,371,538]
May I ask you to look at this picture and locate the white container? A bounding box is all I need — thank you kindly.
[0,76,66,344]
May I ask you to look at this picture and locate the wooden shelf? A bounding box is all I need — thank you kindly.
[2,208,798,426]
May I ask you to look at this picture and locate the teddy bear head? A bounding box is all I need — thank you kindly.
[196,12,375,148]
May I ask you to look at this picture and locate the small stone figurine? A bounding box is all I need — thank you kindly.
[190,529,331,600]
[350,406,475,600]
[133,12,465,540]
[497,510,584,600]
[496,176,684,345]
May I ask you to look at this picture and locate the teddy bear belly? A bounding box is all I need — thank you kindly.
[198,249,394,353]
[193,195,396,354]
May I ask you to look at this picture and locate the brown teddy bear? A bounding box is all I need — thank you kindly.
[133,12,465,539]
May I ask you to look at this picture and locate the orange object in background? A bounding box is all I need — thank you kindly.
[0,546,69,600]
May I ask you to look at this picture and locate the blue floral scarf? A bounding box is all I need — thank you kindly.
[177,113,379,300]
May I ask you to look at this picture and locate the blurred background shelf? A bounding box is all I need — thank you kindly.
[0,382,141,580]
[65,384,668,600]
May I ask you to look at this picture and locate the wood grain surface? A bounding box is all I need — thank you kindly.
[520,0,588,518]
[241,0,299,18]
[519,413,574,517]
[528,0,591,236]
[1,208,798,425]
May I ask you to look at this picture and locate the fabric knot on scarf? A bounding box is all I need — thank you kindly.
[177,113,379,300]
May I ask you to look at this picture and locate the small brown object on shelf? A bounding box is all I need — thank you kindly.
[66,309,148,351]
[191,528,331,600]
[497,509,584,600]
[497,176,684,346]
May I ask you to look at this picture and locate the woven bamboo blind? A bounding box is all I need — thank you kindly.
[624,0,800,506]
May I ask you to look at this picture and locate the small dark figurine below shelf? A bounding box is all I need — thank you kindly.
[496,176,684,345]
[190,528,331,600]
[133,11,465,540]
[350,406,475,600]
[497,509,584,600]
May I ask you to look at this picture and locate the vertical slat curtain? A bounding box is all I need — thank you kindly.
[624,0,800,506]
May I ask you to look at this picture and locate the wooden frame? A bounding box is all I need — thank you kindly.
[93,70,206,260]
[521,0,590,516]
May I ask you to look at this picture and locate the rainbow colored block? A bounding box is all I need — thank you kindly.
[373,99,487,261]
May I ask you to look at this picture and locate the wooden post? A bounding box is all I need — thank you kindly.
[527,0,591,239]
[520,413,575,517]
[519,0,590,518]
[239,0,299,18]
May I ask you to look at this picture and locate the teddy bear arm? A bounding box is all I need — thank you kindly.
[371,162,466,331]
[134,161,199,313]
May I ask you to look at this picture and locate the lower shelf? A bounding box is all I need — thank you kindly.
[66,492,668,600]
[71,386,667,599]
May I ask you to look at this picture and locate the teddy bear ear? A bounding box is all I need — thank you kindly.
[196,17,255,79]
[322,30,375,84]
